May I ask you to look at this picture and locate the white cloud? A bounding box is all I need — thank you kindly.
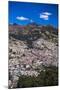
[16,16,29,21]
[16,16,34,23]
[30,19,34,23]
[40,14,48,20]
[40,12,52,20]
[42,12,52,16]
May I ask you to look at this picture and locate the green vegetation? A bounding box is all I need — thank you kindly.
[17,66,58,88]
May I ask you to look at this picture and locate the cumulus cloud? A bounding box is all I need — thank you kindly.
[30,19,34,23]
[40,12,52,20]
[16,16,34,23]
[43,12,52,16]
[40,14,48,20]
[16,16,29,21]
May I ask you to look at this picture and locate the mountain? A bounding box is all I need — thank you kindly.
[9,23,58,88]
[9,23,58,43]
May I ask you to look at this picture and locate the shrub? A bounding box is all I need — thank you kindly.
[17,66,58,88]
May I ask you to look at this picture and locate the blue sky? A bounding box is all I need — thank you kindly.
[9,1,58,28]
